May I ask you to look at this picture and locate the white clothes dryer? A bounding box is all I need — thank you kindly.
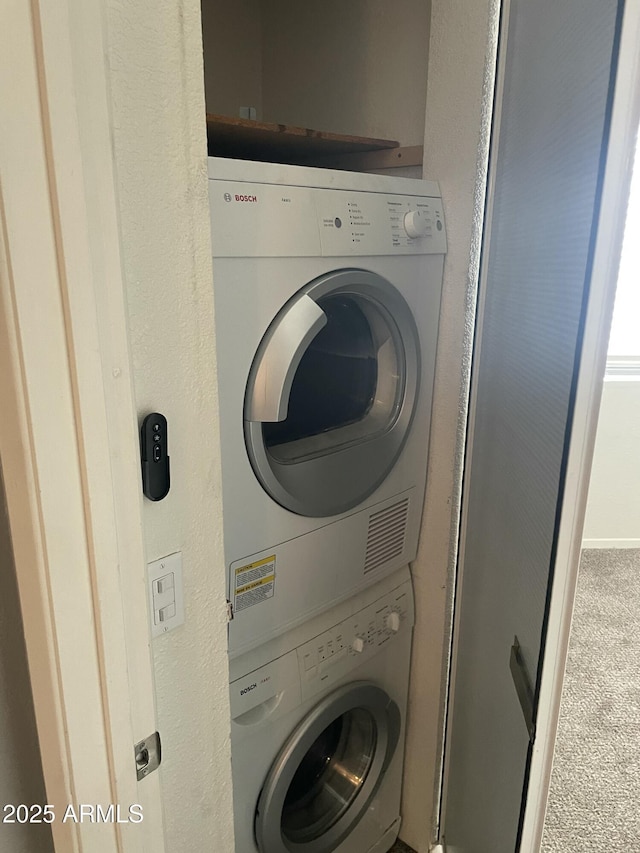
[208,158,446,655]
[229,566,414,853]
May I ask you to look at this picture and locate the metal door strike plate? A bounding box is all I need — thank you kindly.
[134,731,161,781]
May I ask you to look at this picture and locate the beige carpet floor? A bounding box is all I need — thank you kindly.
[541,548,640,851]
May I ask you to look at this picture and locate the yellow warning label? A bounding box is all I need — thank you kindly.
[235,555,274,574]
[234,555,276,613]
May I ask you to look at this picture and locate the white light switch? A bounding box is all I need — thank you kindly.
[148,552,184,637]
[155,573,174,595]
[158,603,176,622]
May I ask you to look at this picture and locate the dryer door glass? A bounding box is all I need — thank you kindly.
[245,270,421,517]
[280,707,376,844]
[263,295,381,453]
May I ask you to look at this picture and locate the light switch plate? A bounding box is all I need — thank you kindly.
[148,552,184,638]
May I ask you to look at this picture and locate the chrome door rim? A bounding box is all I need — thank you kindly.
[254,682,401,853]
[244,269,421,517]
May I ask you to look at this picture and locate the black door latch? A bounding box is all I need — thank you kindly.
[140,413,170,501]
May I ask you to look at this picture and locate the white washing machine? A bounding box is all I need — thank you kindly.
[208,158,445,655]
[229,566,414,853]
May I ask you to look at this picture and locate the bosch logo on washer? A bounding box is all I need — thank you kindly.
[240,683,257,696]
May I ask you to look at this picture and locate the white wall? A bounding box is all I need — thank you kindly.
[0,472,53,853]
[201,0,263,117]
[104,2,234,851]
[400,1,498,849]
[582,378,640,547]
[261,0,430,145]
[201,0,430,148]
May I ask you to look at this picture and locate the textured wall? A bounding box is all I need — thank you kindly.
[0,471,53,853]
[400,1,498,849]
[104,1,234,850]
[582,379,640,546]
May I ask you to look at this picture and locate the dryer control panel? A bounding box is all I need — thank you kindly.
[315,190,446,255]
[209,181,447,257]
[297,581,413,699]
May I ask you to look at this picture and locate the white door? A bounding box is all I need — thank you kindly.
[440,0,639,850]
[0,2,165,851]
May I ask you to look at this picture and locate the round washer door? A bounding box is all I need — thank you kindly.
[255,682,401,853]
[244,269,421,517]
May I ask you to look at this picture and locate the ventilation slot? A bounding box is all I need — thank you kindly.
[364,498,409,574]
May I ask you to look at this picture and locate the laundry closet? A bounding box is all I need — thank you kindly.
[199,4,443,853]
[200,0,430,176]
[9,2,622,853]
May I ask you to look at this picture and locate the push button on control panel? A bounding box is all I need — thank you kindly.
[385,611,401,633]
[352,637,365,654]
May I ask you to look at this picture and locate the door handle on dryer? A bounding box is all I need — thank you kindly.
[245,295,327,422]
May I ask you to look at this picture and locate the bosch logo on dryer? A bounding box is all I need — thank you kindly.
[240,683,257,696]
[224,192,258,203]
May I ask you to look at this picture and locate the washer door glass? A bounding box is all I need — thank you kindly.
[254,683,401,853]
[281,707,376,844]
[244,270,421,518]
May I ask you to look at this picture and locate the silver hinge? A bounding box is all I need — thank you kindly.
[226,599,234,621]
[510,636,536,743]
[134,731,161,781]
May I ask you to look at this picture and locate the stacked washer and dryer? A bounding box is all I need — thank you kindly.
[208,157,446,853]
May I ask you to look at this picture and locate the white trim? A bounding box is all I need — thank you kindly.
[581,538,640,549]
[519,1,640,850]
[0,1,165,850]
[605,355,640,376]
[37,1,166,847]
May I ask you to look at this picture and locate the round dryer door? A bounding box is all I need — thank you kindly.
[254,682,401,853]
[244,269,420,517]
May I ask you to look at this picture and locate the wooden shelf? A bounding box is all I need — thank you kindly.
[206,113,401,167]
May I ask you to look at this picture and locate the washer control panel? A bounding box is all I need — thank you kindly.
[297,582,413,698]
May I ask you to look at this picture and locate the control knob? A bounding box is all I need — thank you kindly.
[385,612,401,633]
[403,209,429,239]
[352,637,365,654]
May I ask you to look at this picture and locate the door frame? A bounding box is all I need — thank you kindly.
[0,1,164,850]
[436,0,512,833]
[439,0,640,849]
